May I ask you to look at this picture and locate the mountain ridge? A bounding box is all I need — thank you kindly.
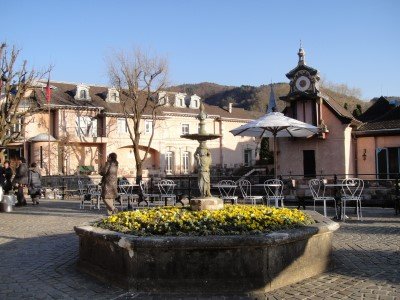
[168,82,370,116]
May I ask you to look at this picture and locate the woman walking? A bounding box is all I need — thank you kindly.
[28,162,42,205]
[100,153,119,215]
[12,157,29,206]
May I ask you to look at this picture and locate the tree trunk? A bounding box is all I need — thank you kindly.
[136,162,143,184]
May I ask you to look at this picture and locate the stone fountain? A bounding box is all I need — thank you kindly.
[181,102,223,211]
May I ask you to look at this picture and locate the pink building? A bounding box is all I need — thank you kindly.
[277,47,361,177]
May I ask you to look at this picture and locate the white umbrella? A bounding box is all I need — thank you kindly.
[230,112,319,177]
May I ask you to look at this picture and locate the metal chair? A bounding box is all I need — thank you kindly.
[264,179,284,207]
[88,183,102,210]
[139,180,161,207]
[78,180,94,209]
[309,179,336,217]
[238,179,263,205]
[217,180,238,204]
[117,184,132,210]
[158,179,177,206]
[341,178,364,221]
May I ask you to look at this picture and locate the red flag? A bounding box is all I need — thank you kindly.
[45,77,51,103]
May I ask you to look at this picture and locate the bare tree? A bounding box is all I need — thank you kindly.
[107,48,168,182]
[0,42,51,147]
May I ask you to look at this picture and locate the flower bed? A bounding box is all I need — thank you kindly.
[97,205,314,236]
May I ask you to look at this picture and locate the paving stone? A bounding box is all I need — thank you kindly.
[0,200,399,298]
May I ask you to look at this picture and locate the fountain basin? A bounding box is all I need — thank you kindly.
[74,210,339,294]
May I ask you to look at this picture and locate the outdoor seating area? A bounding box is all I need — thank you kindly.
[67,174,391,222]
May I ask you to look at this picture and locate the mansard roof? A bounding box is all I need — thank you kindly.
[32,81,262,121]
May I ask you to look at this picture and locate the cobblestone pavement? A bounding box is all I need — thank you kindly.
[0,200,399,299]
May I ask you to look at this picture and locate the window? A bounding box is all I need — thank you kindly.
[80,89,87,99]
[145,120,153,134]
[182,124,189,135]
[117,118,128,134]
[76,116,97,137]
[112,92,117,101]
[180,98,184,107]
[194,100,198,107]
[376,147,400,179]
[244,149,252,167]
[182,151,190,174]
[165,152,174,174]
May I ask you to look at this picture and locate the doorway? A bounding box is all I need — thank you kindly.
[303,150,316,177]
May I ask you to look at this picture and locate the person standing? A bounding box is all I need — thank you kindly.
[12,157,29,206]
[28,162,42,205]
[2,161,13,194]
[99,153,119,215]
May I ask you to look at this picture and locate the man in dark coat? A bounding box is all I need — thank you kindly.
[12,157,29,206]
[2,161,13,194]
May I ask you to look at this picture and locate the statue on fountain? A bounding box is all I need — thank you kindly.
[195,143,212,197]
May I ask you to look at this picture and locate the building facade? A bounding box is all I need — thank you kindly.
[7,82,262,177]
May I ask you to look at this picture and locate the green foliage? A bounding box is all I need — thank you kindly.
[259,137,273,164]
[344,102,348,110]
[352,104,363,117]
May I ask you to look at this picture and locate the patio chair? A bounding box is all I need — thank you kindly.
[217,180,238,204]
[264,179,284,207]
[309,179,336,218]
[238,179,263,205]
[78,180,94,210]
[117,183,132,210]
[88,183,102,210]
[157,179,177,206]
[139,180,161,207]
[341,178,364,221]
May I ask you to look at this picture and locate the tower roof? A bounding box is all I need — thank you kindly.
[267,85,277,113]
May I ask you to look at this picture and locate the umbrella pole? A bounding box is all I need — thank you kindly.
[273,133,277,179]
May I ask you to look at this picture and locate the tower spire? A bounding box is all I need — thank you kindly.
[267,84,277,113]
[298,40,306,66]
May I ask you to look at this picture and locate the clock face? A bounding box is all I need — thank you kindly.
[295,76,311,92]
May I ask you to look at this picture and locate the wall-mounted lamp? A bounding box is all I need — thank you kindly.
[362,149,367,161]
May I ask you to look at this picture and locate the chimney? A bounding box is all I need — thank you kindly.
[228,103,233,113]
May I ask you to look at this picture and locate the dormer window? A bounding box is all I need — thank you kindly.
[74,84,91,101]
[189,94,201,109]
[174,93,187,108]
[106,87,120,103]
[158,91,169,106]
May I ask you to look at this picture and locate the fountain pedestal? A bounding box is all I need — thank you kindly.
[190,197,223,211]
[181,102,222,211]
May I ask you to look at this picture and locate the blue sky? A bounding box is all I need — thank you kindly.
[2,0,399,100]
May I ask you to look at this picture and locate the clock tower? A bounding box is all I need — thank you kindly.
[280,44,322,126]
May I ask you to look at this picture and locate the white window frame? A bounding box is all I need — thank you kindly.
[145,120,153,135]
[76,116,97,137]
[182,124,189,135]
[117,118,128,134]
[182,151,190,174]
[165,151,174,174]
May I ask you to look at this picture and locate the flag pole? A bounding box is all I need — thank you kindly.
[46,75,51,176]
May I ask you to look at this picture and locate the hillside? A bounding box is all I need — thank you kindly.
[168,82,369,116]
